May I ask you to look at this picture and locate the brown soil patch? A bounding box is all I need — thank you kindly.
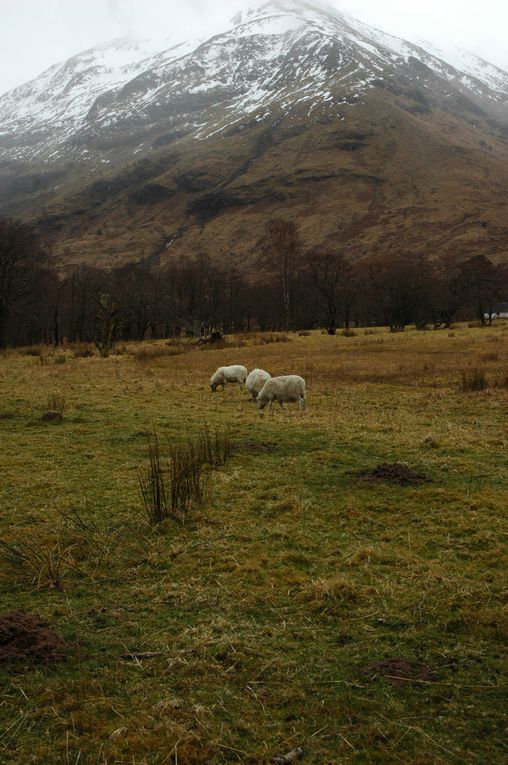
[0,610,67,664]
[361,658,435,687]
[0,413,15,420]
[40,411,63,423]
[359,463,431,486]
[234,440,277,453]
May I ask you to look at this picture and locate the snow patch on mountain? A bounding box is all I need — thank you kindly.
[0,0,506,164]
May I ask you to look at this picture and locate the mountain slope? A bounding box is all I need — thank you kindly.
[0,0,507,268]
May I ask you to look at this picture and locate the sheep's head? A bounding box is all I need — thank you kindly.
[257,394,268,410]
[210,383,217,392]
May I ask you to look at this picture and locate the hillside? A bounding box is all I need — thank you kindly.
[1,0,507,268]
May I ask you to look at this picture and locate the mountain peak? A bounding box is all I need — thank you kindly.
[231,0,342,25]
[0,0,507,170]
[1,0,507,271]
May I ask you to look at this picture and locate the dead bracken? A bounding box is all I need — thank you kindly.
[0,609,67,664]
[358,463,432,486]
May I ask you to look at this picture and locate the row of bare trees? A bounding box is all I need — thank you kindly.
[0,216,507,348]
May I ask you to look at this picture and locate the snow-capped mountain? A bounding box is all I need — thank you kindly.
[1,0,507,270]
[1,0,507,165]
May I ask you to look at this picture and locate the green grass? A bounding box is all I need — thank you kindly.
[0,326,507,764]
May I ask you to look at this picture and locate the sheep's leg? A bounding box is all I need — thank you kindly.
[278,400,284,410]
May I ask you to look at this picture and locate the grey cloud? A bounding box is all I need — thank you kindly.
[1,0,507,95]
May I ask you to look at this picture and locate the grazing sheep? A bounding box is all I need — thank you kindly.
[210,365,248,391]
[245,368,271,400]
[257,375,306,411]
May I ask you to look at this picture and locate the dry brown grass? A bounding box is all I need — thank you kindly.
[131,343,187,364]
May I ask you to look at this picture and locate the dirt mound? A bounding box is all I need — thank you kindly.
[361,658,434,687]
[359,463,431,486]
[40,411,63,423]
[234,440,277,453]
[0,610,67,664]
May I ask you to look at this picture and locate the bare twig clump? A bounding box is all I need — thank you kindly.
[139,431,215,525]
[139,432,170,524]
[167,441,208,522]
[196,426,233,467]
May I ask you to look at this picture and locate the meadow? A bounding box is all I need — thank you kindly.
[0,325,507,764]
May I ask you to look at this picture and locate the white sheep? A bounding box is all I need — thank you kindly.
[210,365,248,391]
[257,375,306,411]
[245,368,271,400]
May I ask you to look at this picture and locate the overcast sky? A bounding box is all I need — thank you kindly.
[1,0,508,96]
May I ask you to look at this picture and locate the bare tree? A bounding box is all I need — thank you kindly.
[305,250,358,333]
[265,219,301,330]
[459,254,503,326]
[94,292,122,357]
[0,218,51,347]
[363,252,436,332]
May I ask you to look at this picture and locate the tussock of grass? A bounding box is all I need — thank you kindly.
[46,393,66,415]
[131,344,186,364]
[0,535,74,590]
[72,343,95,358]
[297,577,359,606]
[261,332,291,344]
[461,367,488,391]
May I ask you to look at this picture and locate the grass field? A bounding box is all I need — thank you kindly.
[0,325,507,764]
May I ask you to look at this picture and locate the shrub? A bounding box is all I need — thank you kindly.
[461,367,488,392]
